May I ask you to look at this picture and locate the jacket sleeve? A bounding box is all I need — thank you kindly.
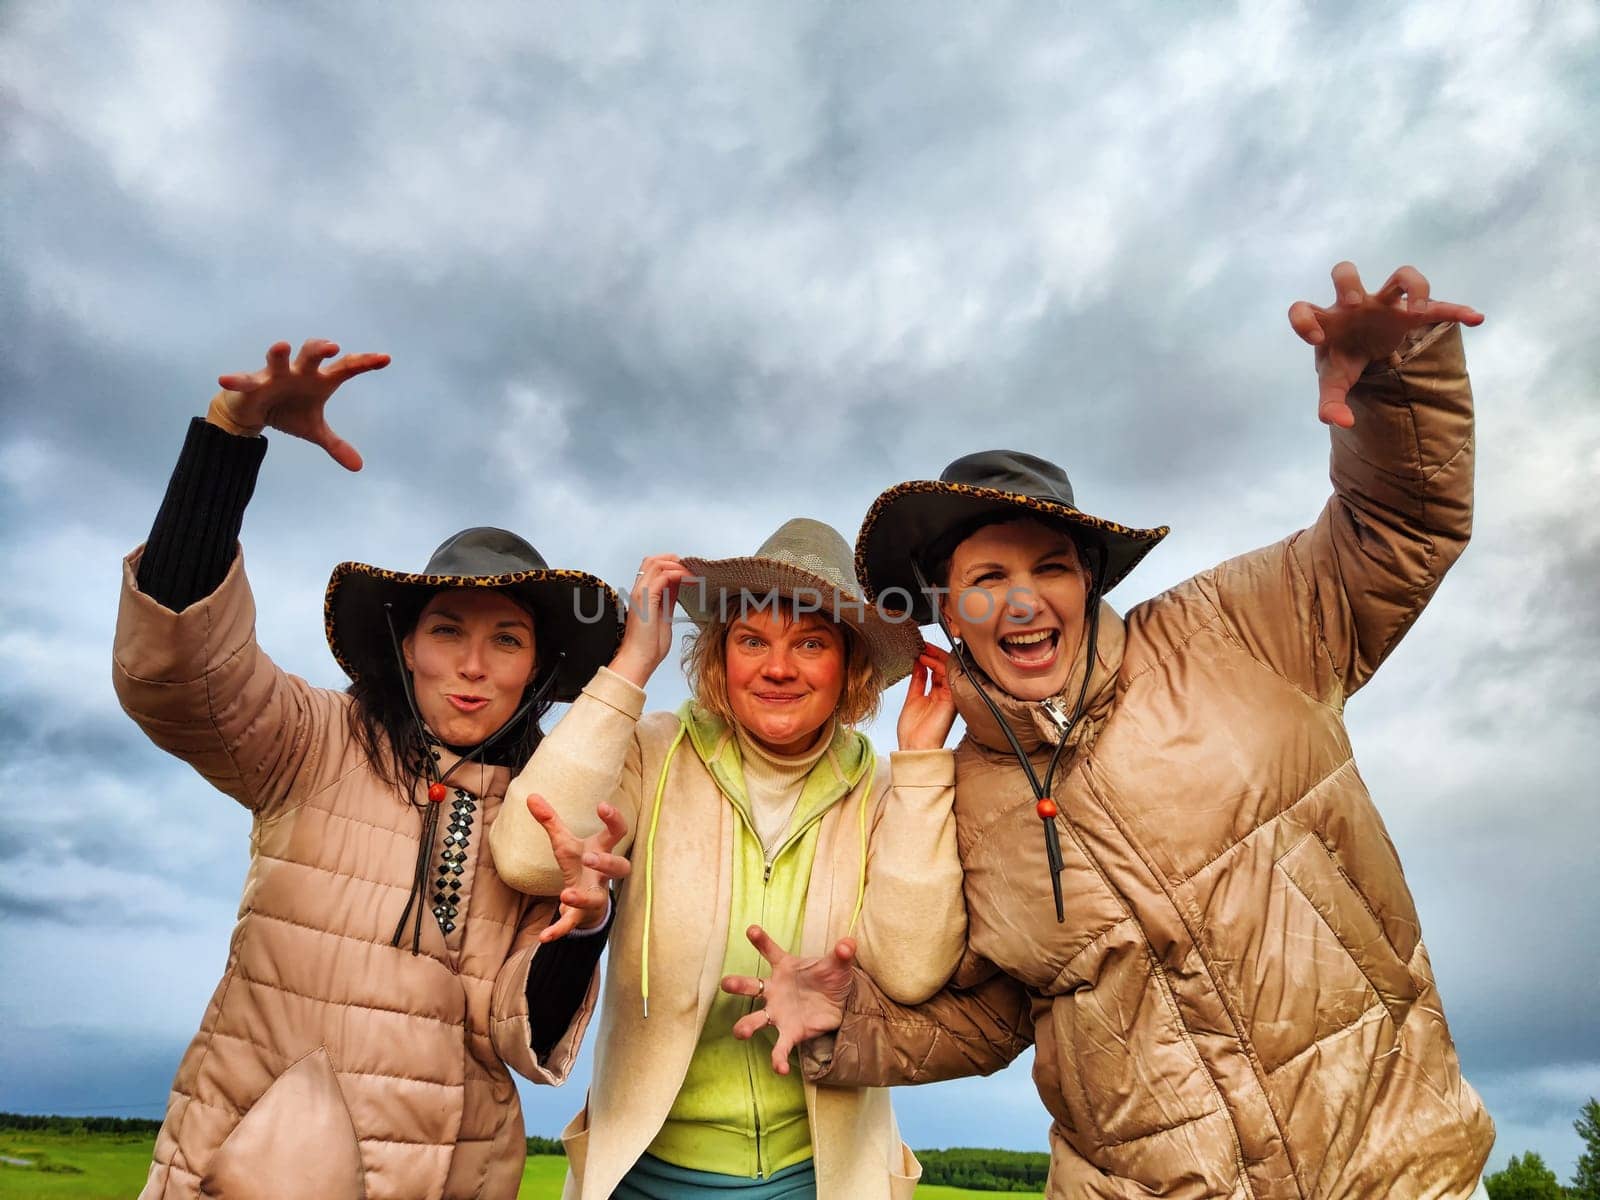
[849,749,967,1004]
[491,665,648,896]
[113,547,343,817]
[489,896,603,1085]
[801,952,1035,1088]
[1205,321,1474,702]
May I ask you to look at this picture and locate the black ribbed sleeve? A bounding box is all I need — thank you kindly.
[527,903,614,1060]
[135,418,268,611]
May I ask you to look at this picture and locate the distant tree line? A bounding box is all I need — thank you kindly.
[0,1112,162,1135]
[913,1146,1050,1190]
[1484,1097,1600,1200]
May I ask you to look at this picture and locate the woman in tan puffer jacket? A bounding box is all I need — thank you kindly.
[114,339,629,1200]
[729,264,1496,1198]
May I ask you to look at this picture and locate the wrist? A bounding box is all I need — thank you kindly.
[205,391,265,438]
[607,651,657,690]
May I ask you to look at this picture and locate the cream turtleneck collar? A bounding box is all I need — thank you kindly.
[734,720,836,855]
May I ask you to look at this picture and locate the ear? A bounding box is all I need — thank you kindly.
[401,631,416,673]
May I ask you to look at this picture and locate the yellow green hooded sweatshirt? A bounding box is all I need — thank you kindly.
[647,703,874,1176]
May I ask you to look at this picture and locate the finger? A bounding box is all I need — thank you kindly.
[722,973,765,999]
[1375,264,1429,311]
[293,338,339,374]
[526,794,571,841]
[320,430,364,472]
[746,924,786,967]
[1286,301,1326,346]
[832,937,857,967]
[595,802,629,851]
[731,1009,771,1040]
[539,906,581,943]
[770,1031,796,1075]
[1419,300,1485,327]
[1329,261,1367,307]
[580,850,632,881]
[264,341,292,373]
[560,885,608,914]
[1317,382,1357,430]
[328,351,391,380]
[920,643,951,665]
[217,373,265,392]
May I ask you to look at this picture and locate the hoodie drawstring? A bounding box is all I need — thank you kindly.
[640,723,689,1018]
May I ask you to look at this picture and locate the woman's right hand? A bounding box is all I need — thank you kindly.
[608,554,693,689]
[209,338,390,471]
[525,795,632,942]
[721,925,856,1076]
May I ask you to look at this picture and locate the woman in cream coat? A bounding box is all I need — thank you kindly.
[491,518,966,1199]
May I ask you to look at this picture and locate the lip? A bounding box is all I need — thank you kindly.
[998,628,1060,672]
[447,694,492,713]
[751,691,808,704]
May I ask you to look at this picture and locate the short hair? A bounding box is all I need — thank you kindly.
[681,601,882,728]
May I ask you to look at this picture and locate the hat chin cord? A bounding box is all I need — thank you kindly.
[381,601,565,954]
[910,553,1104,924]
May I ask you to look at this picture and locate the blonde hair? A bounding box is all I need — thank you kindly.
[681,603,882,728]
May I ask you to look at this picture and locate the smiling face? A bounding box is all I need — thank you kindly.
[723,608,847,755]
[939,517,1091,702]
[401,588,540,746]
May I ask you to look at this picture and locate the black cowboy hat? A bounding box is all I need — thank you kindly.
[323,527,621,702]
[856,450,1169,624]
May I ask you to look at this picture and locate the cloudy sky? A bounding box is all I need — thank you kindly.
[3,0,1596,1181]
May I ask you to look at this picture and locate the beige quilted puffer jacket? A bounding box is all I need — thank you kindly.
[113,550,595,1200]
[809,322,1493,1198]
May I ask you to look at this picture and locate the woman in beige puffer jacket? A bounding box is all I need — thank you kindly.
[733,264,1496,1198]
[114,339,628,1200]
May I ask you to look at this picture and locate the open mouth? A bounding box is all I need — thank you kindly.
[999,628,1059,669]
[447,694,491,714]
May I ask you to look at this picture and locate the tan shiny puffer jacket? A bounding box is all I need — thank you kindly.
[112,551,596,1200]
[808,322,1493,1198]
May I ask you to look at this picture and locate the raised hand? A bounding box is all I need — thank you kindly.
[721,924,855,1076]
[1287,263,1483,429]
[210,338,391,470]
[608,554,694,689]
[525,795,632,942]
[898,645,956,751]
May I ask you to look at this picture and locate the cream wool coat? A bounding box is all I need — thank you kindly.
[490,667,966,1200]
[113,550,596,1200]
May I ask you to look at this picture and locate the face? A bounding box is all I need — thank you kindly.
[939,517,1090,702]
[724,608,847,755]
[402,589,539,746]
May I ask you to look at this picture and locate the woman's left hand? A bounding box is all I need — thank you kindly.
[525,795,632,942]
[721,925,856,1076]
[897,646,957,751]
[1287,262,1484,429]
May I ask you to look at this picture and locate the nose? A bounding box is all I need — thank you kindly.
[457,637,489,681]
[1003,583,1041,623]
[760,646,799,682]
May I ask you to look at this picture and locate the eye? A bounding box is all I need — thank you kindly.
[973,571,1004,587]
[494,633,526,649]
[429,622,461,637]
[1037,561,1070,575]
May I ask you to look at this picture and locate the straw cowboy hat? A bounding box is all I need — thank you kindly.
[677,517,924,686]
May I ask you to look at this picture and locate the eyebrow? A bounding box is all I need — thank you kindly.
[428,609,532,632]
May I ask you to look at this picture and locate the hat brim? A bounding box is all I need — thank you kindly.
[323,563,622,703]
[677,555,924,687]
[856,480,1169,625]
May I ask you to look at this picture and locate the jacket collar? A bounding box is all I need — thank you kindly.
[677,701,871,825]
[950,600,1126,756]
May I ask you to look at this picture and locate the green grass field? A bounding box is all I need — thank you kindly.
[0,1132,1042,1197]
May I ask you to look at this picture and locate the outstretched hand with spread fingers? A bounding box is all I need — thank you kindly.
[525,795,632,942]
[211,338,391,470]
[721,924,856,1076]
[1286,263,1483,429]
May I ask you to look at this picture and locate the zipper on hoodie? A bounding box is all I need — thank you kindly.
[1040,695,1072,736]
[732,799,837,1179]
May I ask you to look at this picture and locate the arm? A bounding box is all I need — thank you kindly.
[114,340,390,814]
[491,667,648,894]
[1209,265,1480,701]
[850,749,966,1003]
[489,897,609,1084]
[803,956,1036,1088]
[852,644,965,1002]
[491,552,692,894]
